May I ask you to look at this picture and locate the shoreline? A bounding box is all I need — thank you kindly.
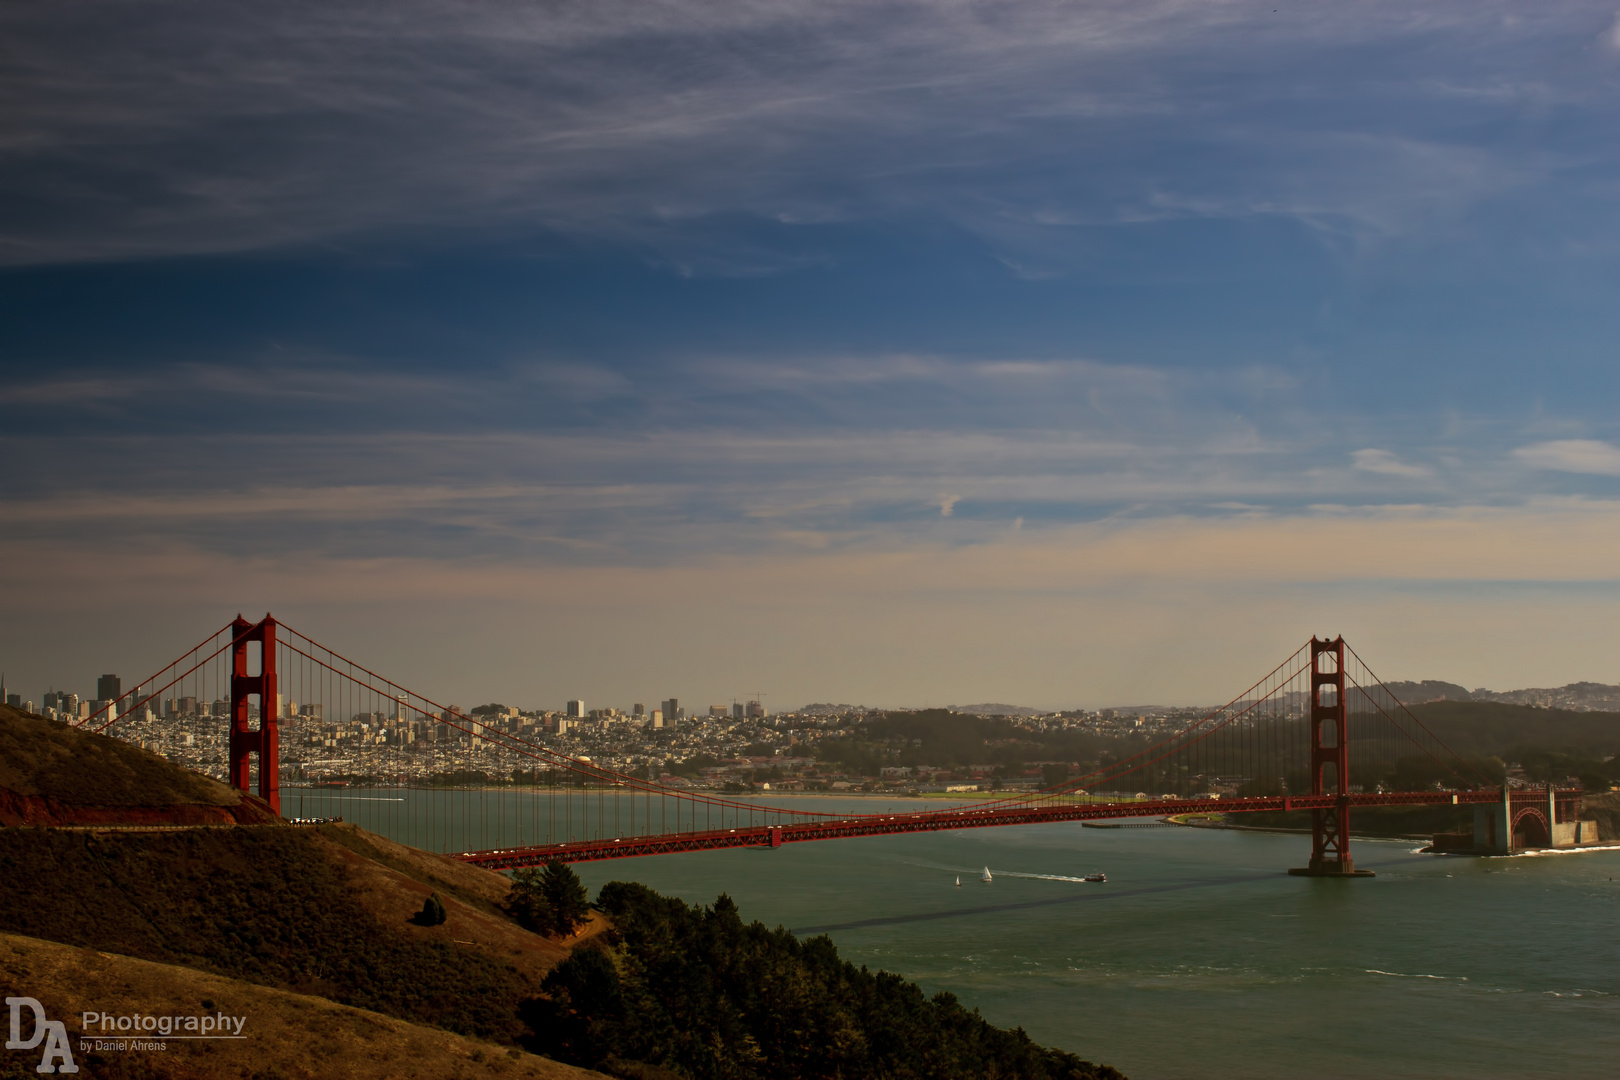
[1168,814,1437,841]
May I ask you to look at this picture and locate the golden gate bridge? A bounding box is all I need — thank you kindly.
[72,615,1574,876]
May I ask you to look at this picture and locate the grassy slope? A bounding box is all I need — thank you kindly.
[0,930,606,1080]
[0,704,280,826]
[0,825,578,1043]
[0,703,238,806]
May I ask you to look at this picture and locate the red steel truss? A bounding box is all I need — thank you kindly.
[457,789,1505,870]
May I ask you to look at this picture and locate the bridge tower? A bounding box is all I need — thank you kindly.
[1290,636,1373,877]
[228,614,280,815]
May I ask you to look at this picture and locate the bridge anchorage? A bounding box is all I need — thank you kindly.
[78,619,1561,876]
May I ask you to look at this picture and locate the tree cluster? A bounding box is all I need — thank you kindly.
[525,881,1123,1080]
[507,860,591,938]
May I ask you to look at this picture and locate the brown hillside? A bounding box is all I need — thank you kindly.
[315,824,608,985]
[0,825,576,1044]
[0,703,276,826]
[0,930,609,1080]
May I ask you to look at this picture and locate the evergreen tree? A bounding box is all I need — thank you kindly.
[507,860,589,937]
[508,867,549,932]
[524,881,1126,1079]
[539,859,590,937]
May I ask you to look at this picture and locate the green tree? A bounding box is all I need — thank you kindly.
[524,881,1126,1079]
[508,860,590,937]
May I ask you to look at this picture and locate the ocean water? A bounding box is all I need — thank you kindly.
[303,790,1620,1079]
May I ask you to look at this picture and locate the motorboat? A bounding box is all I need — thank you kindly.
[1083,872,1106,883]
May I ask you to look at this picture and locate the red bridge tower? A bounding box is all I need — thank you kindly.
[1290,636,1373,877]
[228,614,280,815]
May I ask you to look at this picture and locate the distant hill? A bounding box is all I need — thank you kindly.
[0,703,277,826]
[1383,680,1475,704]
[1474,681,1620,711]
[1384,679,1620,712]
[950,703,1046,717]
[1405,700,1620,758]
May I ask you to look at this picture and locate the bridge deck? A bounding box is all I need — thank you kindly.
[455,790,1502,869]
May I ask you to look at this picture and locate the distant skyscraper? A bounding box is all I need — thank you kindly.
[662,698,678,723]
[731,703,744,720]
[633,703,644,717]
[97,674,121,702]
[650,709,664,729]
[567,699,585,718]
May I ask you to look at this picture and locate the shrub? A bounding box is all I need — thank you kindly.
[415,892,448,926]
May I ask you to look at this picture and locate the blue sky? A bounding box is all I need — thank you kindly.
[3,1,1619,708]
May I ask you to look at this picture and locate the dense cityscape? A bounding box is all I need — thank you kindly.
[9,670,1614,798]
[2,670,1216,793]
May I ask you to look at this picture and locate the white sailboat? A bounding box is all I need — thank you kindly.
[954,875,961,887]
[980,866,993,883]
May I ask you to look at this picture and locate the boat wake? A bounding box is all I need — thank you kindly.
[905,858,1100,884]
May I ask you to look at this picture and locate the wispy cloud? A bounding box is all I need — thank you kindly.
[1,351,1614,572]
[0,1,1608,267]
[1513,438,1620,476]
[1351,448,1431,478]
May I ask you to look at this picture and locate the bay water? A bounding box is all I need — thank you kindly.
[297,789,1620,1078]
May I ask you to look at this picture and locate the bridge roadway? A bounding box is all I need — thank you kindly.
[455,789,1500,869]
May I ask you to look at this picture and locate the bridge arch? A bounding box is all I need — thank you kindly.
[1511,805,1550,850]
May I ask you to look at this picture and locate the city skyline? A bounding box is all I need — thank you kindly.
[4,3,1620,707]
